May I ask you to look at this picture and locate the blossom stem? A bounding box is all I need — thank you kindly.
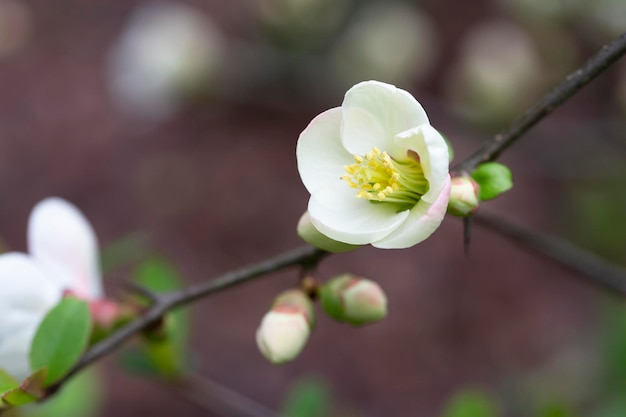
[453,31,626,174]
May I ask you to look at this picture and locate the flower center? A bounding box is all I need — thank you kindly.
[340,147,428,211]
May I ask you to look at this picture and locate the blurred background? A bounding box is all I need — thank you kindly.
[0,0,625,416]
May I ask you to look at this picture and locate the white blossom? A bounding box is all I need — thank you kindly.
[0,198,102,381]
[297,80,450,249]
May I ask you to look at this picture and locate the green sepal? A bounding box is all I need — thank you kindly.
[318,275,350,322]
[471,162,513,201]
[29,298,92,386]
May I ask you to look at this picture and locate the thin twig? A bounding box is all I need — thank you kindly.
[474,212,626,296]
[453,31,626,174]
[47,245,327,394]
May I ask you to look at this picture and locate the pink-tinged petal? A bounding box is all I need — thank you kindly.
[394,124,450,203]
[373,176,451,249]
[28,198,102,299]
[341,81,429,159]
[308,182,410,245]
[296,107,354,195]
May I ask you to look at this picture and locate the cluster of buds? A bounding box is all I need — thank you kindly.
[256,274,388,364]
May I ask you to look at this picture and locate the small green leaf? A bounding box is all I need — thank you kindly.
[282,377,332,417]
[0,369,19,394]
[133,257,190,377]
[441,389,499,417]
[471,162,513,201]
[29,298,92,386]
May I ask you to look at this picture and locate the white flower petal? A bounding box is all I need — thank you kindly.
[395,124,450,203]
[309,183,410,245]
[0,253,61,317]
[373,176,450,248]
[0,328,38,382]
[28,198,102,299]
[341,80,429,158]
[296,107,354,195]
[0,253,61,381]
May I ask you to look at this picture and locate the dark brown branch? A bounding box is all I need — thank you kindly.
[475,212,626,296]
[453,31,626,173]
[47,245,327,394]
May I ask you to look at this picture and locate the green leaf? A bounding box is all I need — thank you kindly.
[281,377,332,417]
[132,257,190,377]
[0,369,19,394]
[471,162,513,201]
[441,389,499,417]
[29,298,92,386]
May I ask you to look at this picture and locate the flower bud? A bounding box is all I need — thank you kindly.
[447,176,480,217]
[320,274,387,326]
[297,212,359,253]
[256,289,314,364]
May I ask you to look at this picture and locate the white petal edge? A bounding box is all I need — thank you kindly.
[373,176,451,249]
[394,124,450,204]
[0,327,39,382]
[28,198,102,299]
[341,80,430,160]
[296,107,354,195]
[308,182,410,245]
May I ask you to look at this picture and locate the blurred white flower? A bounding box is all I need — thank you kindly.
[108,2,224,121]
[0,198,102,381]
[446,21,544,125]
[297,80,450,249]
[330,2,438,88]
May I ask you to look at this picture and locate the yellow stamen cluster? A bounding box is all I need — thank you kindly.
[341,147,428,211]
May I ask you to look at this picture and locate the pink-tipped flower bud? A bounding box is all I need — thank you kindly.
[447,176,480,217]
[320,274,387,326]
[256,289,314,364]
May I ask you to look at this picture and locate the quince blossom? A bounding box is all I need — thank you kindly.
[0,198,103,381]
[296,80,450,249]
